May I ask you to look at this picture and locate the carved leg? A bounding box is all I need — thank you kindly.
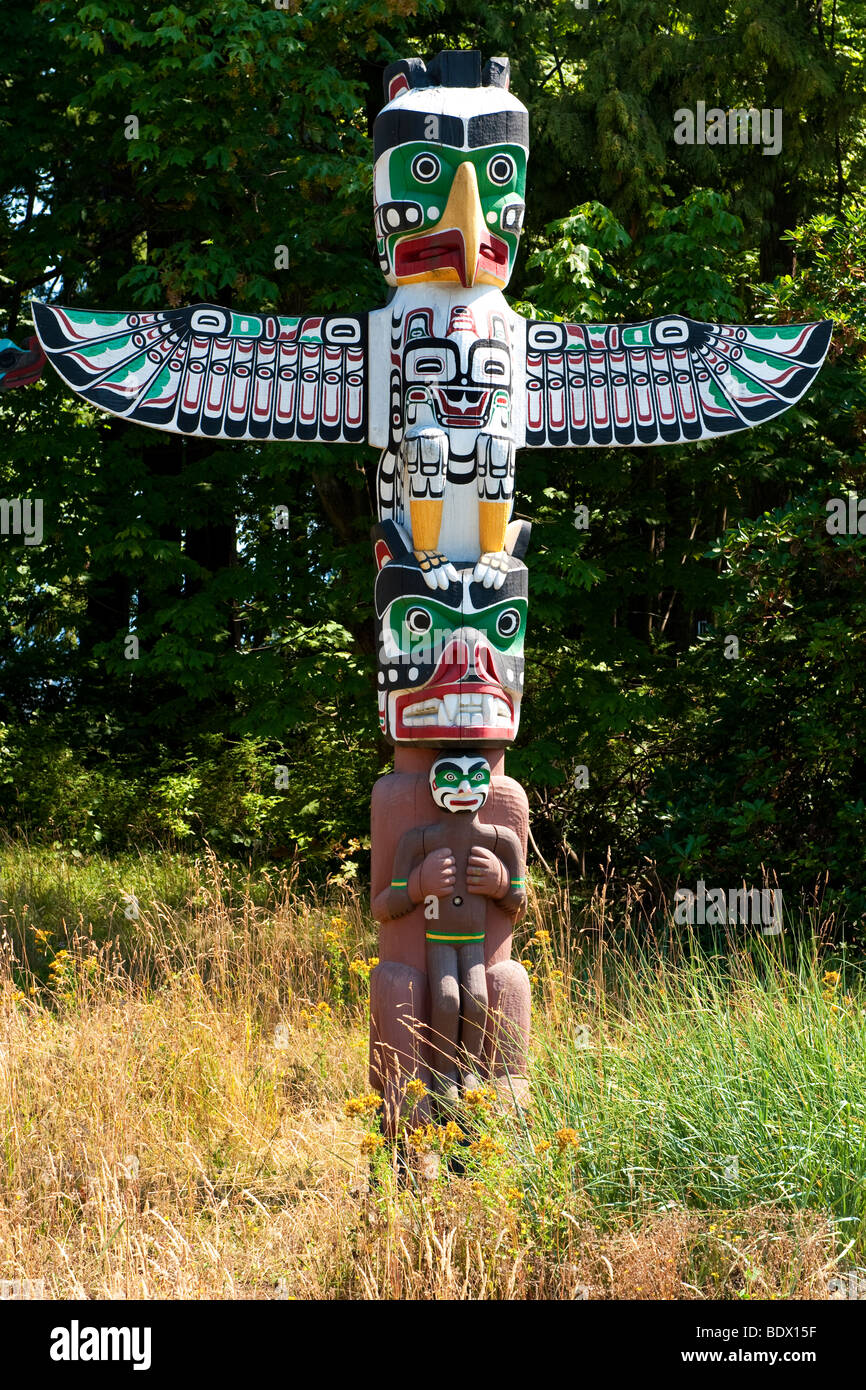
[425,941,460,1102]
[402,426,458,589]
[458,940,488,1090]
[369,960,432,1137]
[474,433,514,590]
[484,959,531,1106]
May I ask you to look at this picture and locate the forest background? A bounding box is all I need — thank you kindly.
[2,0,865,931]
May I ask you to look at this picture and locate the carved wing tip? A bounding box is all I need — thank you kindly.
[813,318,833,362]
[30,298,55,344]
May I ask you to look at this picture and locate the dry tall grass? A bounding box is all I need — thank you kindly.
[0,846,859,1299]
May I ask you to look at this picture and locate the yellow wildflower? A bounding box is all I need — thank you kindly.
[344,1092,381,1118]
[299,1000,333,1029]
[555,1127,580,1152]
[405,1077,427,1101]
[469,1134,505,1159]
[823,970,840,987]
[531,930,551,946]
[441,1121,464,1151]
[407,1123,438,1152]
[360,1132,385,1155]
[406,1121,464,1153]
[464,1085,496,1112]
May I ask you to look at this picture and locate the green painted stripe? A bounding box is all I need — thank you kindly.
[426,932,485,943]
[510,878,525,885]
[390,880,408,888]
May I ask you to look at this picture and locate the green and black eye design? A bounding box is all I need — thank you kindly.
[432,757,491,795]
[385,594,526,658]
[387,142,526,207]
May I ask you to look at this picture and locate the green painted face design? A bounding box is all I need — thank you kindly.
[434,761,489,790]
[376,141,527,285]
[384,594,526,662]
[430,755,491,811]
[389,141,526,209]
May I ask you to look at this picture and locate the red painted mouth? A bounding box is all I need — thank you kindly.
[395,232,468,282]
[394,231,510,287]
[433,388,492,427]
[479,237,509,273]
[393,682,515,741]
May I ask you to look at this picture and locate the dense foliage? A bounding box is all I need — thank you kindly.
[1,1,864,925]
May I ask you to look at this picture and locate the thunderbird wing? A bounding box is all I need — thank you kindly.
[0,335,46,391]
[31,301,368,443]
[521,315,832,448]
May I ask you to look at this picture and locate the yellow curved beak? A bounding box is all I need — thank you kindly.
[395,159,490,288]
[439,160,485,288]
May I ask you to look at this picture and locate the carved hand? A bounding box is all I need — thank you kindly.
[465,846,506,896]
[418,847,457,897]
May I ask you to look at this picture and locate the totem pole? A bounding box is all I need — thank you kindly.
[31,50,831,1136]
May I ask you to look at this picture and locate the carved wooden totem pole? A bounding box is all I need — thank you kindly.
[32,49,831,1136]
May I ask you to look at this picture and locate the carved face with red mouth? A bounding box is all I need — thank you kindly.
[373,521,527,745]
[429,755,491,813]
[373,79,528,290]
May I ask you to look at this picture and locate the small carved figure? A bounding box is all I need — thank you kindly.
[378,754,526,1100]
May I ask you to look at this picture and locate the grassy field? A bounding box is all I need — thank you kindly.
[0,838,863,1300]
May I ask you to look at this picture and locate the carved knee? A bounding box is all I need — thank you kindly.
[432,973,460,1022]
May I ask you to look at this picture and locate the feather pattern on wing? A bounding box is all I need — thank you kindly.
[32,301,367,443]
[522,315,832,448]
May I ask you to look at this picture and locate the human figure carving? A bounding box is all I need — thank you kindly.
[376,754,526,1100]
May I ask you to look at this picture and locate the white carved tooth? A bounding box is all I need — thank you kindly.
[482,695,496,725]
[443,694,459,724]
